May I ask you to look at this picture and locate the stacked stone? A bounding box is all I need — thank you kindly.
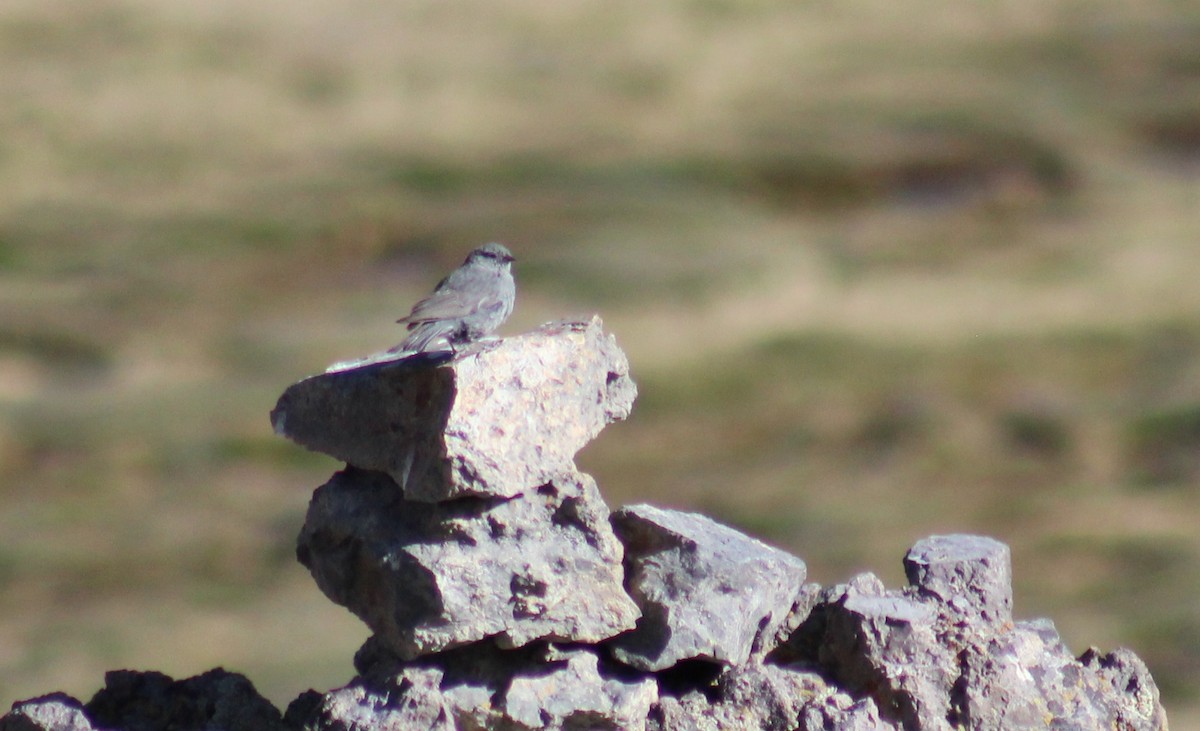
[0,317,1169,731]
[271,316,812,729]
[265,317,1165,731]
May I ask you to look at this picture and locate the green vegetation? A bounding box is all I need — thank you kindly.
[2,0,1199,722]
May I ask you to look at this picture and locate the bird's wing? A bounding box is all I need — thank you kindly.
[396,288,475,327]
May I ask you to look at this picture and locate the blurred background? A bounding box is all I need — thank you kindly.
[2,0,1199,722]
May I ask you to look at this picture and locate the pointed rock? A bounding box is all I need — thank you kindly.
[607,504,808,672]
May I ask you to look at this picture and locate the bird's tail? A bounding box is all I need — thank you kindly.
[388,323,445,354]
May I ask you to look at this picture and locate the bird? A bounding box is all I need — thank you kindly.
[390,242,516,354]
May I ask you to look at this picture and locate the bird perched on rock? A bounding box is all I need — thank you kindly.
[390,242,516,354]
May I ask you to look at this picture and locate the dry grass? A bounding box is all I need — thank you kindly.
[2,0,1200,720]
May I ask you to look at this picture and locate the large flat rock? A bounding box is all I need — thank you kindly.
[271,316,636,502]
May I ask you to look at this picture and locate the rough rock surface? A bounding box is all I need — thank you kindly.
[0,694,93,731]
[904,534,1012,633]
[87,669,286,731]
[1,670,284,731]
[271,316,635,501]
[607,504,808,672]
[814,579,958,728]
[650,661,896,731]
[1,532,1169,731]
[298,467,640,659]
[286,637,659,731]
[2,321,1170,730]
[781,561,1168,731]
[956,624,1169,730]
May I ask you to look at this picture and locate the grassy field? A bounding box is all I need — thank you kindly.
[2,0,1199,722]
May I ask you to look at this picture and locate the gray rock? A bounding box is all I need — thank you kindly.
[650,662,818,731]
[0,694,94,731]
[955,622,1169,731]
[1080,646,1169,731]
[607,504,808,672]
[271,316,636,502]
[2,528,1173,731]
[84,669,285,731]
[297,467,640,659]
[818,588,956,730]
[763,581,824,662]
[341,638,658,731]
[797,695,896,731]
[787,539,1169,731]
[771,574,887,665]
[716,664,827,731]
[500,648,657,730]
[649,661,899,731]
[956,620,1079,729]
[286,678,453,731]
[903,534,1012,633]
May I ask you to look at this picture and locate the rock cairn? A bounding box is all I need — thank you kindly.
[2,317,1168,730]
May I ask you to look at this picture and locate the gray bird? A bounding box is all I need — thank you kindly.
[390,242,516,354]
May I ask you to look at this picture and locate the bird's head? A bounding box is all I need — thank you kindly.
[467,242,515,266]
